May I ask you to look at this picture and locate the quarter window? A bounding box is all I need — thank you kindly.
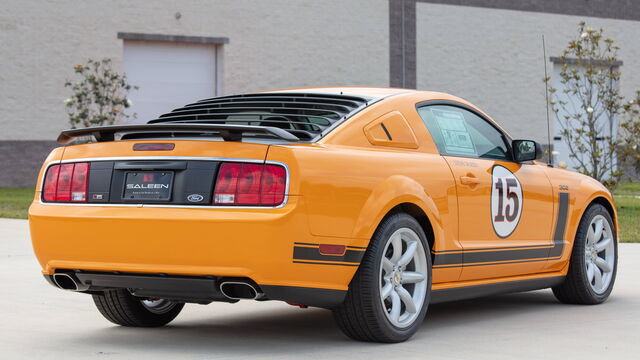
[417,105,511,161]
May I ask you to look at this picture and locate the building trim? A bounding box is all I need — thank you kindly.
[389,0,416,89]
[394,0,637,89]
[550,56,623,67]
[117,32,230,45]
[415,0,640,21]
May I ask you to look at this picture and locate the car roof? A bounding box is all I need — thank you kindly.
[263,87,467,103]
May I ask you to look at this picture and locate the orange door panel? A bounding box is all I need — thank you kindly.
[445,157,555,280]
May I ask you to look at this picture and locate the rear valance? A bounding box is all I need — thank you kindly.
[56,123,300,144]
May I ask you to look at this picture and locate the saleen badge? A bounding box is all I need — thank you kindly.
[126,183,169,189]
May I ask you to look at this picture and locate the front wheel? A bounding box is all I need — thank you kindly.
[333,213,432,342]
[92,289,184,327]
[553,204,617,304]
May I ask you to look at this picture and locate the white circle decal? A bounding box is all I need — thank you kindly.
[491,165,523,238]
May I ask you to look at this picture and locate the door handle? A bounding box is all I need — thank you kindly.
[460,175,480,186]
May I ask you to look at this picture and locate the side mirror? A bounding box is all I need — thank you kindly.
[512,139,543,162]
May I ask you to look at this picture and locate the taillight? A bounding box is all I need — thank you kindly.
[42,162,90,202]
[214,163,286,206]
[213,163,241,204]
[70,162,89,201]
[42,165,60,202]
[55,164,74,201]
[260,164,286,205]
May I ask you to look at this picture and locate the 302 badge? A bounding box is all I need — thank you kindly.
[491,165,523,238]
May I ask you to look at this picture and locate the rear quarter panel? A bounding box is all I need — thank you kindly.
[266,94,464,283]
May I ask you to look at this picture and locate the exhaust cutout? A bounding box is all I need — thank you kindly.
[220,281,263,300]
[53,273,88,291]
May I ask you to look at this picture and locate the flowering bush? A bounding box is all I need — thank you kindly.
[620,91,640,178]
[64,58,137,128]
[546,22,631,189]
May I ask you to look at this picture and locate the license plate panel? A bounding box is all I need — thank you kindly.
[123,171,174,201]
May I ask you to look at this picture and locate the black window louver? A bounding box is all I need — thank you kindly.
[147,92,370,141]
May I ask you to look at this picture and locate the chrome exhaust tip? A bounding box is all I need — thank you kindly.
[220,281,263,300]
[52,273,89,291]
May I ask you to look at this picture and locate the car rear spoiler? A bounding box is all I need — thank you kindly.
[56,123,300,144]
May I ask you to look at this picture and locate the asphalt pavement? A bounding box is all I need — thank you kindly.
[1,218,639,359]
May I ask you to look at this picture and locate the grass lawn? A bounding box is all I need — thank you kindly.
[0,182,638,242]
[614,182,640,243]
[0,188,34,219]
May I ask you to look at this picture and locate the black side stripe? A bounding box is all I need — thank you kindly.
[433,243,554,254]
[434,257,557,269]
[549,192,570,258]
[433,192,570,268]
[293,260,359,267]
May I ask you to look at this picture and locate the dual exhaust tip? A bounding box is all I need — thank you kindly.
[219,281,263,300]
[52,273,262,301]
[52,273,89,292]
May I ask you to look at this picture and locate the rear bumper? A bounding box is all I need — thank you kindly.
[44,271,346,307]
[29,196,364,305]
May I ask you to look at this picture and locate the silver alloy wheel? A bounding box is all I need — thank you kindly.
[379,227,428,329]
[584,214,615,294]
[140,298,177,314]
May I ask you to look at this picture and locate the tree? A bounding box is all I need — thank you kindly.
[546,22,624,188]
[64,58,137,128]
[620,91,640,179]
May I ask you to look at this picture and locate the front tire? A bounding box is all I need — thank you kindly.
[552,204,617,304]
[92,289,184,327]
[333,213,432,342]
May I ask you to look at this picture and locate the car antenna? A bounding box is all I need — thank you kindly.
[542,34,554,167]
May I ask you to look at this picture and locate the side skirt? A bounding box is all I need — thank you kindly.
[430,276,565,304]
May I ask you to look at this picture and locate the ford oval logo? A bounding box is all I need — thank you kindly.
[187,194,204,203]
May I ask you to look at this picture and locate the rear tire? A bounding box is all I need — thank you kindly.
[333,213,432,343]
[552,204,617,304]
[92,289,184,327]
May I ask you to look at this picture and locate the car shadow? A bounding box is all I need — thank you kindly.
[71,290,565,354]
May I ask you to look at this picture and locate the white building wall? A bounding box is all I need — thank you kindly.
[0,0,389,140]
[416,3,640,143]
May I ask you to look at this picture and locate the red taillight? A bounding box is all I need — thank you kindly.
[260,164,286,205]
[213,163,241,204]
[42,162,90,202]
[55,164,74,201]
[42,165,60,202]
[214,163,286,206]
[70,162,89,201]
[236,164,263,204]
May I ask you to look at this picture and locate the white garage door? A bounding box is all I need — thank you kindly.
[123,41,218,124]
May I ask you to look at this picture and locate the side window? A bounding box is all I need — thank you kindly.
[417,105,511,161]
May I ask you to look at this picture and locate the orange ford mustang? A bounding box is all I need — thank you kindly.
[29,87,618,342]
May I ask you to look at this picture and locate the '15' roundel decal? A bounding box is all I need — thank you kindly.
[491,165,523,238]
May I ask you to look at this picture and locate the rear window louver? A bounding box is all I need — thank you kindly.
[147,92,370,141]
[55,92,372,144]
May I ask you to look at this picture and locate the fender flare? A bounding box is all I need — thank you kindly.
[351,175,446,252]
[563,180,617,254]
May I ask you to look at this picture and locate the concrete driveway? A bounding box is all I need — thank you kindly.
[1,218,638,359]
